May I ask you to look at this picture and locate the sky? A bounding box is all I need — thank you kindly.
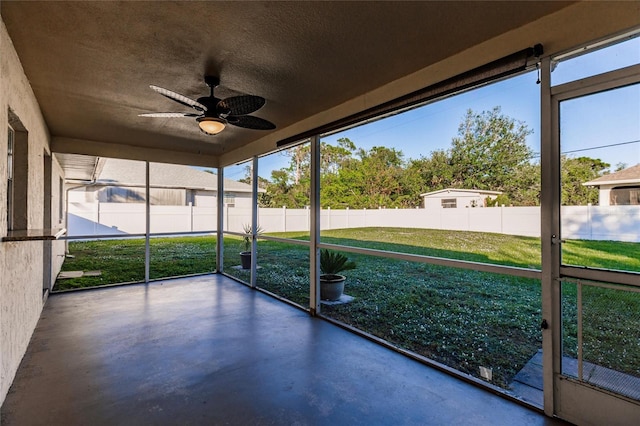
[223,36,640,182]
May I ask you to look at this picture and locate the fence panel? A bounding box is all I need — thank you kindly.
[66,203,640,242]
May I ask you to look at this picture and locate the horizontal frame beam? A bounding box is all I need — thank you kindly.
[52,137,220,168]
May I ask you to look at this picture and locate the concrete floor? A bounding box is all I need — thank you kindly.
[1,275,567,425]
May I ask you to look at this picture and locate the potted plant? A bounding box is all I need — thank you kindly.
[240,224,263,269]
[320,249,356,301]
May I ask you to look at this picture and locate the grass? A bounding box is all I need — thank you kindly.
[56,236,216,289]
[56,228,640,389]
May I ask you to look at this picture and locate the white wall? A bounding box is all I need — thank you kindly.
[423,191,491,209]
[67,203,640,242]
[598,185,613,206]
[0,20,66,405]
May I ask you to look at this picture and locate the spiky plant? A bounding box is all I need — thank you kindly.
[241,223,264,252]
[320,249,356,278]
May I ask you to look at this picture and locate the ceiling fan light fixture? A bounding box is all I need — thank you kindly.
[197,116,226,135]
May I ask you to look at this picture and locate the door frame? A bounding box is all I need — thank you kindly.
[543,61,640,423]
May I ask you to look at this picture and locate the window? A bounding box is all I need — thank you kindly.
[610,186,640,205]
[7,125,14,230]
[441,198,456,208]
[7,110,28,231]
[224,192,236,207]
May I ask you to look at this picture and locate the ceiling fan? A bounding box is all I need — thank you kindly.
[139,76,275,135]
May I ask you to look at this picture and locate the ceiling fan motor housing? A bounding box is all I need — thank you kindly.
[197,96,228,117]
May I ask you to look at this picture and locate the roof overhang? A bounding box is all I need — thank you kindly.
[421,189,503,197]
[583,179,640,187]
[3,1,639,176]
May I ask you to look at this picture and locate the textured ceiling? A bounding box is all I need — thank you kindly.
[0,1,589,166]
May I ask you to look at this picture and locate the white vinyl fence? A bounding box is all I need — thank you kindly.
[67,202,640,242]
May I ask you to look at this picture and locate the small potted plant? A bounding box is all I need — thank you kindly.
[320,249,356,301]
[240,224,263,269]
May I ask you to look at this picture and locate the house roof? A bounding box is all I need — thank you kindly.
[3,1,630,176]
[94,158,256,193]
[583,164,640,187]
[420,188,503,197]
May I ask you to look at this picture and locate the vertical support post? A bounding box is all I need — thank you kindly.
[577,281,583,381]
[145,161,151,283]
[250,156,259,288]
[43,152,52,292]
[226,204,230,234]
[310,136,321,315]
[64,186,70,253]
[216,166,224,273]
[540,56,560,417]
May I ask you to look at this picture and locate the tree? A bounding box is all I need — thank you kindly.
[321,138,357,175]
[408,107,538,205]
[320,146,414,208]
[448,107,534,193]
[507,161,540,206]
[263,139,359,208]
[561,156,609,205]
[260,107,607,209]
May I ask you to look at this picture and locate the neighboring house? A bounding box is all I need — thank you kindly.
[583,163,640,206]
[420,188,502,209]
[68,158,260,209]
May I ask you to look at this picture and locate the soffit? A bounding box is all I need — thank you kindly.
[54,153,100,182]
[2,1,576,165]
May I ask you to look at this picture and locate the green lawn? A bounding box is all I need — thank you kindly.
[56,228,640,389]
[56,236,216,289]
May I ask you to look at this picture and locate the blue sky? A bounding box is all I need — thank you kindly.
[225,37,639,182]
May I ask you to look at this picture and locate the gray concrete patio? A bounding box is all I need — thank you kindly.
[1,275,567,425]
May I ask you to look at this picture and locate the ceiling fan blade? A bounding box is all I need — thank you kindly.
[149,85,207,112]
[138,112,201,118]
[227,115,276,130]
[217,95,266,116]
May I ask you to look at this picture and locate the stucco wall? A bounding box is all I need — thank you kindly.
[0,19,64,405]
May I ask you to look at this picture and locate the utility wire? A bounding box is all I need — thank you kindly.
[561,139,640,155]
[529,138,640,159]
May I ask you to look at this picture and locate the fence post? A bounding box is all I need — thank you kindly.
[328,206,331,229]
[96,201,101,236]
[346,207,349,228]
[189,202,193,232]
[587,203,592,240]
[283,205,287,232]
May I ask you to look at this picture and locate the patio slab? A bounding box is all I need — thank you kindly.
[2,275,566,425]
